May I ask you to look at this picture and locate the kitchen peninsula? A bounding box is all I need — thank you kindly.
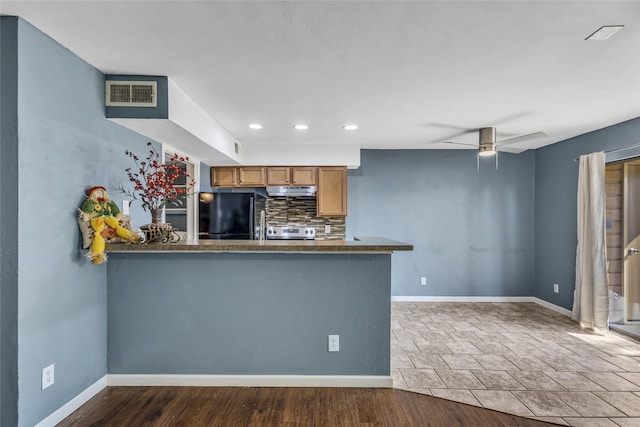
[105,238,412,387]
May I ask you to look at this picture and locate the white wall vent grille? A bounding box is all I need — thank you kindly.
[106,81,157,107]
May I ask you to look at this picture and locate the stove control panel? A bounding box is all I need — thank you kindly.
[266,226,316,240]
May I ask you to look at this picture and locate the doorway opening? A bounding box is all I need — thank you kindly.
[606,157,640,337]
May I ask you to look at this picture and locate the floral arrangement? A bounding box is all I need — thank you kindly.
[122,142,196,211]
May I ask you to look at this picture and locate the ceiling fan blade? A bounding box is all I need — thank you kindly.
[428,123,477,133]
[423,128,476,144]
[498,146,528,154]
[496,131,547,146]
[443,141,479,148]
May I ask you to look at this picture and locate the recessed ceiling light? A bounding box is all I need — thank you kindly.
[293,124,309,130]
[343,124,358,130]
[585,25,624,41]
[248,123,262,130]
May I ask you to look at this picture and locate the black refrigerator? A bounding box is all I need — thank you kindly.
[198,192,265,240]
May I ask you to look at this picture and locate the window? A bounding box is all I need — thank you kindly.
[163,146,199,241]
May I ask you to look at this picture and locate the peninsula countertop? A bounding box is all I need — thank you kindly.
[106,236,413,254]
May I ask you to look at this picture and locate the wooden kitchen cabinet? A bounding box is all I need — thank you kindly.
[266,167,291,185]
[210,167,265,187]
[317,167,347,217]
[291,167,317,185]
[211,167,238,187]
[266,166,317,185]
[238,167,266,186]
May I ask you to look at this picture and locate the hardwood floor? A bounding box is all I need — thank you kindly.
[58,386,558,426]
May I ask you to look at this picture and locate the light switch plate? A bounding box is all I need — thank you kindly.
[328,335,339,352]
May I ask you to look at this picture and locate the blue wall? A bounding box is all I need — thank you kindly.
[0,16,20,427]
[534,118,640,309]
[12,18,155,427]
[108,253,391,376]
[347,149,536,297]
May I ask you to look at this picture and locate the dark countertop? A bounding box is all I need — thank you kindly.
[106,236,413,254]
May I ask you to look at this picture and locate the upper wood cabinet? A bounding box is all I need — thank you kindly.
[211,167,238,187]
[266,167,317,185]
[266,167,291,185]
[210,167,265,187]
[291,167,317,186]
[317,167,347,217]
[238,167,266,186]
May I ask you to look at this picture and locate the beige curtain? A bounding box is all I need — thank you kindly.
[572,152,608,333]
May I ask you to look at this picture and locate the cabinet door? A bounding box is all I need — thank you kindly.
[211,167,238,187]
[267,167,291,185]
[317,167,347,217]
[238,167,266,186]
[291,167,317,185]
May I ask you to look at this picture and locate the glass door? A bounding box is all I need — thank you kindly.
[625,161,640,323]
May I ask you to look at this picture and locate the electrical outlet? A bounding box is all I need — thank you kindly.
[328,335,339,352]
[325,225,331,233]
[554,283,559,293]
[421,277,427,286]
[42,364,54,390]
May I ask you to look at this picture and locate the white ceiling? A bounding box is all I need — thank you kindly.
[2,1,639,158]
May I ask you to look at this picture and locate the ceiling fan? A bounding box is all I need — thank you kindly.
[443,127,547,156]
[441,127,547,170]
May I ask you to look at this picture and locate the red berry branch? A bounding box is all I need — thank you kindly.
[122,142,196,211]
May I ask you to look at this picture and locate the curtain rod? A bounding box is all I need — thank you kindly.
[573,143,640,161]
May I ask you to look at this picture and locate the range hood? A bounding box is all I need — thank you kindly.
[266,186,317,197]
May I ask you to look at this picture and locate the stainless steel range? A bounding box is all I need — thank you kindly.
[266,226,316,240]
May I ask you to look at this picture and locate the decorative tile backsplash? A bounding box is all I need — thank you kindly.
[265,196,345,240]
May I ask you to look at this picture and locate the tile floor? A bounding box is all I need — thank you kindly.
[391,302,640,426]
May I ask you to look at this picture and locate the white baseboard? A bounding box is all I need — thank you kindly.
[392,296,535,303]
[533,297,572,317]
[36,374,389,425]
[35,375,107,427]
[108,374,392,388]
[392,295,573,318]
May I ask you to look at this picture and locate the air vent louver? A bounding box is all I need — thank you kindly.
[106,81,157,107]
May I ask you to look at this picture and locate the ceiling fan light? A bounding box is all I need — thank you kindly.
[478,144,496,156]
[478,127,497,156]
[478,150,496,157]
